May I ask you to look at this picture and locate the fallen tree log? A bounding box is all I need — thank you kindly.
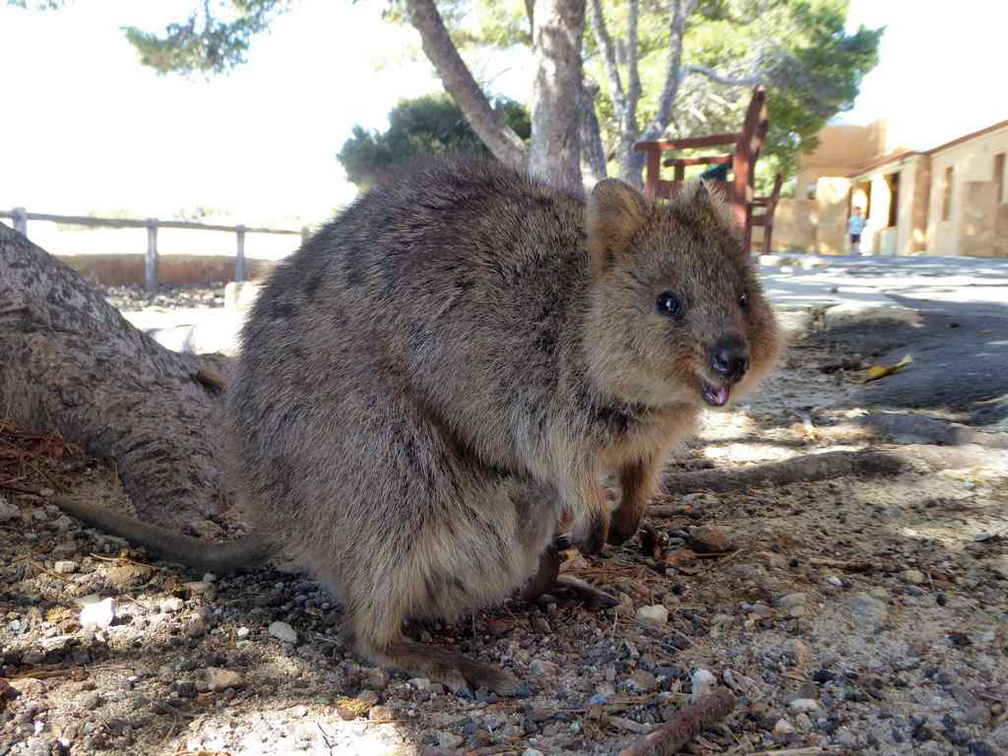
[0,224,227,527]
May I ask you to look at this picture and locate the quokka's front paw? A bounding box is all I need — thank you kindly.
[606,505,643,546]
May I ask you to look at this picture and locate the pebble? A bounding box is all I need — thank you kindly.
[268,620,298,644]
[159,597,185,614]
[205,667,244,691]
[529,657,559,677]
[789,698,819,712]
[690,668,716,702]
[777,593,806,610]
[628,669,658,693]
[636,605,668,627]
[773,718,795,736]
[79,598,116,629]
[236,626,250,639]
[903,569,926,585]
[437,731,463,749]
[409,677,432,691]
[845,593,888,627]
[689,525,734,553]
[53,560,78,574]
[0,496,18,521]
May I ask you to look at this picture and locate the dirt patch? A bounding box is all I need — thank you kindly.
[1,328,1006,755]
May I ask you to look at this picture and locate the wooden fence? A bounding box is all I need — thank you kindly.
[0,207,309,290]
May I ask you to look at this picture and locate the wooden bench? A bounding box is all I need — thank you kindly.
[633,85,769,253]
[750,171,784,255]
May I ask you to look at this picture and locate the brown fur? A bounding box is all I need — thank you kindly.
[55,158,783,695]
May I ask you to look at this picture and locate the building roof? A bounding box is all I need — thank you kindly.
[846,117,1008,179]
[925,117,1008,156]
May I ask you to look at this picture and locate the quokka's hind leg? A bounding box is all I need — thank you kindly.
[372,635,527,697]
[520,541,619,609]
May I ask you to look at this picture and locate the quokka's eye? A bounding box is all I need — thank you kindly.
[739,290,749,310]
[656,291,684,317]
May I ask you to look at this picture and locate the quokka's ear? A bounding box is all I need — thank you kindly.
[585,178,649,275]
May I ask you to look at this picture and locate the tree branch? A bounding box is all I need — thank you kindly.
[682,64,761,87]
[587,0,625,116]
[640,0,697,143]
[406,0,528,171]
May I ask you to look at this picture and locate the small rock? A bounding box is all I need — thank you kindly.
[106,563,153,588]
[409,677,432,691]
[827,575,843,587]
[268,620,297,644]
[689,525,734,553]
[522,750,545,756]
[773,718,795,736]
[79,598,115,629]
[368,705,392,721]
[39,634,73,652]
[789,698,819,712]
[903,569,926,585]
[205,667,244,691]
[628,669,658,693]
[795,712,813,731]
[529,658,560,677]
[292,704,309,717]
[636,605,668,627]
[777,593,806,611]
[363,667,389,690]
[159,597,185,614]
[845,593,888,627]
[690,668,716,702]
[437,731,463,749]
[53,560,78,574]
[236,626,251,639]
[0,496,18,521]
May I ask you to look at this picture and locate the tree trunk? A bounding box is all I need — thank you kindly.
[529,0,586,193]
[0,225,226,529]
[579,79,608,184]
[406,0,529,172]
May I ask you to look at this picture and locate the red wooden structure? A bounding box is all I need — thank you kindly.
[751,171,784,255]
[633,85,771,253]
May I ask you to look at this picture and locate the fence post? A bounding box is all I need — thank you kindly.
[12,207,27,237]
[145,219,158,292]
[235,224,246,283]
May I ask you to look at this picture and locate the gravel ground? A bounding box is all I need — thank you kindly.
[1,290,1006,756]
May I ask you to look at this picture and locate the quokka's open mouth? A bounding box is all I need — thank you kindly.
[700,379,730,407]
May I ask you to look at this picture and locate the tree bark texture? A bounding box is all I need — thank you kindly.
[407,0,529,172]
[0,225,226,528]
[579,79,608,183]
[529,0,586,193]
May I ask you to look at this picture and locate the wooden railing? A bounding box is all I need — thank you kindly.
[0,207,310,291]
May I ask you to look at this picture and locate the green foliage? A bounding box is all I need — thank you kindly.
[121,1,290,76]
[587,0,881,188]
[338,94,530,189]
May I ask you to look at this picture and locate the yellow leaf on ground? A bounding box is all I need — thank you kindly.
[864,354,913,382]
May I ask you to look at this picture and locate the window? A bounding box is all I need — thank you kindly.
[994,152,1005,204]
[942,166,954,221]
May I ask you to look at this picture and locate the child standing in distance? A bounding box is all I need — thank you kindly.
[848,206,867,255]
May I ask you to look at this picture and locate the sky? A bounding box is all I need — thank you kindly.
[0,0,1005,230]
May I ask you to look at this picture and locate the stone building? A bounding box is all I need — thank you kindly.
[773,118,1008,257]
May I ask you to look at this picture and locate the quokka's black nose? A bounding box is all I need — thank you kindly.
[709,337,749,382]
